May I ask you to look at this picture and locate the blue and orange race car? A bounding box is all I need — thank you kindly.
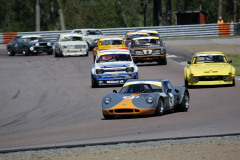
[102,79,189,119]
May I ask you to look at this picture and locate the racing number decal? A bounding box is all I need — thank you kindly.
[169,93,174,108]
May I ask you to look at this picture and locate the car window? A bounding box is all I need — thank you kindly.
[194,55,227,63]
[120,84,153,93]
[86,30,103,35]
[60,36,83,42]
[133,39,160,47]
[96,54,132,63]
[100,40,123,46]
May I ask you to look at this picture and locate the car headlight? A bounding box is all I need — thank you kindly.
[83,45,87,49]
[35,43,39,46]
[126,67,134,72]
[223,76,228,81]
[96,69,103,74]
[147,96,154,104]
[47,42,51,46]
[160,48,165,54]
[63,45,67,49]
[194,77,199,82]
[130,50,135,56]
[104,97,111,104]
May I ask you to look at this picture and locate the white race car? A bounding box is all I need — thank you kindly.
[54,33,88,57]
[91,49,138,88]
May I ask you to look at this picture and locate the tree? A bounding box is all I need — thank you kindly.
[234,0,237,22]
[153,0,162,26]
[166,0,172,25]
[36,0,40,31]
[57,0,65,30]
[218,0,222,18]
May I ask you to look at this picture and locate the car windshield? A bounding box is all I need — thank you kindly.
[133,38,160,47]
[86,30,103,35]
[59,36,83,42]
[26,37,44,42]
[100,40,123,45]
[96,54,132,63]
[119,84,162,93]
[148,33,159,37]
[194,55,227,63]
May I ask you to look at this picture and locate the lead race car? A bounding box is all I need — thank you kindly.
[102,79,189,119]
[184,52,235,87]
[91,49,138,88]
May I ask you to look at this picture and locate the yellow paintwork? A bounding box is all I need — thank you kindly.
[93,37,128,58]
[184,52,235,86]
[103,94,156,116]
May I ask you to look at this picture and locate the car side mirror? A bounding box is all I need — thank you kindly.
[113,90,117,93]
[167,89,172,93]
[228,60,232,63]
[187,61,191,64]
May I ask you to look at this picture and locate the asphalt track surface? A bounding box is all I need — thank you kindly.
[0,46,239,152]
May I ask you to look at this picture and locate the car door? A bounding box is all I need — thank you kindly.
[10,36,20,52]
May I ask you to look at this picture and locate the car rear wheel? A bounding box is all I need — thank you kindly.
[177,91,189,112]
[155,98,164,116]
[232,78,235,86]
[8,47,15,56]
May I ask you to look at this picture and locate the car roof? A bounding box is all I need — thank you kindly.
[59,33,82,37]
[194,52,224,56]
[123,79,169,87]
[138,30,158,34]
[99,37,124,41]
[97,49,130,56]
[126,31,148,35]
[132,36,159,40]
[21,35,42,38]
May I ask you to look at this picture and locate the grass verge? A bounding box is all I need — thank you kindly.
[226,54,240,76]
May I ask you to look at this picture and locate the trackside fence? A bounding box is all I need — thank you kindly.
[0,23,238,44]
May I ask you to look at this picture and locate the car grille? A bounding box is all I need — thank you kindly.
[152,49,160,54]
[103,69,126,73]
[39,43,47,46]
[199,76,225,81]
[114,109,140,113]
[135,50,144,55]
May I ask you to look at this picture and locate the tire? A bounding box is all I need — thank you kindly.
[8,47,15,56]
[134,73,139,79]
[232,78,235,86]
[23,46,30,56]
[47,50,53,55]
[85,51,89,57]
[158,57,167,65]
[91,75,98,88]
[184,79,189,88]
[177,91,190,112]
[155,98,164,116]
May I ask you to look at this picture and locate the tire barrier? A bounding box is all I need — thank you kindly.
[3,32,17,44]
[218,23,231,36]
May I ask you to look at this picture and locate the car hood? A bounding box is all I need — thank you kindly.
[96,62,133,69]
[189,63,233,75]
[103,93,156,109]
[86,35,104,39]
[99,45,127,50]
[57,41,87,45]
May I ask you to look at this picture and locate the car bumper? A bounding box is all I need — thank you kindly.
[132,55,166,62]
[103,108,156,116]
[62,50,87,56]
[187,76,235,86]
[94,73,137,85]
[30,46,53,52]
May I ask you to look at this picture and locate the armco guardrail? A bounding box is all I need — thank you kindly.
[0,23,236,44]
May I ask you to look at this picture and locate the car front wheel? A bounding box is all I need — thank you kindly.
[23,46,30,56]
[8,47,15,56]
[177,91,189,112]
[91,75,98,88]
[155,98,164,116]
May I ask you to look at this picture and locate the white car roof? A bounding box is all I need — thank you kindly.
[138,30,158,34]
[21,35,42,38]
[59,33,83,37]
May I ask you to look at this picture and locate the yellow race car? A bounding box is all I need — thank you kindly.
[184,52,235,87]
[93,37,127,61]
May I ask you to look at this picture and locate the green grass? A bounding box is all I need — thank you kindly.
[226,54,240,76]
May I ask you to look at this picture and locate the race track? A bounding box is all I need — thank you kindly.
[0,48,239,151]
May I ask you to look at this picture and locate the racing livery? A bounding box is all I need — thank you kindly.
[91,49,138,88]
[184,52,235,87]
[129,36,167,65]
[102,79,189,119]
[54,33,88,57]
[7,35,53,56]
